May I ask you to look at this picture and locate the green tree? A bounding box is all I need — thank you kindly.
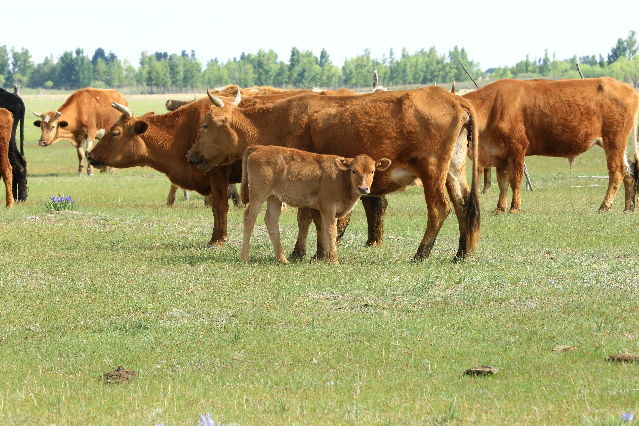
[93,58,107,84]
[10,47,34,86]
[28,55,58,88]
[625,30,638,58]
[106,59,124,87]
[0,46,9,82]
[608,38,627,64]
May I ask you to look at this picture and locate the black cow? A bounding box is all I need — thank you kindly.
[0,88,27,201]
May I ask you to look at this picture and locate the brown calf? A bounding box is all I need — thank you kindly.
[241,145,390,264]
[0,108,14,207]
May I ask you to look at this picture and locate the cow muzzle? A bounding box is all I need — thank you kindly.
[186,150,204,166]
[358,186,370,195]
[38,139,49,147]
[86,152,102,166]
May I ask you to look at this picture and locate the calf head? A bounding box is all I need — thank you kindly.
[335,155,392,195]
[33,111,67,146]
[187,88,243,171]
[86,102,148,168]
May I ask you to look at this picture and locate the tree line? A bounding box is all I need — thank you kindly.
[1,31,638,92]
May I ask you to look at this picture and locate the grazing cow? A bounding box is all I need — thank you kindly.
[241,145,391,264]
[88,87,361,252]
[463,77,639,212]
[0,108,14,207]
[0,88,27,201]
[33,88,128,175]
[187,86,481,261]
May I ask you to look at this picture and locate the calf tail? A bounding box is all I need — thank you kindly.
[241,146,258,206]
[465,105,481,255]
[19,106,24,156]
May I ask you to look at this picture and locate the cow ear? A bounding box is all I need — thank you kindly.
[133,121,149,135]
[375,158,392,171]
[33,120,41,127]
[59,121,69,128]
[335,157,350,170]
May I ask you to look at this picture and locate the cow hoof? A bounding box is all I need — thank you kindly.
[597,206,611,213]
[509,208,520,214]
[88,172,94,176]
[206,240,225,249]
[289,248,306,261]
[278,257,290,264]
[365,239,379,248]
[492,208,506,214]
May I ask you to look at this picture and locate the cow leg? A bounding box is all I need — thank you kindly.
[318,207,339,264]
[264,195,287,263]
[85,135,97,176]
[623,171,636,211]
[290,207,313,260]
[240,196,264,262]
[167,184,178,206]
[361,195,387,247]
[414,171,450,261]
[508,157,525,213]
[76,144,86,175]
[335,212,350,244]
[207,169,231,247]
[495,166,509,213]
[0,155,13,208]
[481,167,492,194]
[8,149,26,202]
[446,136,473,259]
[184,190,189,201]
[599,151,626,212]
[310,208,328,260]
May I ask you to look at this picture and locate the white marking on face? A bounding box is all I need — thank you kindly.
[44,116,50,123]
[95,129,105,139]
[96,96,99,99]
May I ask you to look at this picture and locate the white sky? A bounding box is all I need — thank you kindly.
[5,0,637,71]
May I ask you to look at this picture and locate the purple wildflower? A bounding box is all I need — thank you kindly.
[198,413,223,426]
[621,413,634,422]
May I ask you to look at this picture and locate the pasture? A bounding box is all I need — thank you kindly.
[0,96,638,425]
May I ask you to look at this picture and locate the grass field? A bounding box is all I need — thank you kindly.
[0,97,638,425]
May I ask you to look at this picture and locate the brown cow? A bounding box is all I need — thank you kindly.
[33,88,127,175]
[0,108,14,208]
[87,88,349,250]
[187,86,481,261]
[241,145,391,264]
[463,77,639,213]
[165,99,196,112]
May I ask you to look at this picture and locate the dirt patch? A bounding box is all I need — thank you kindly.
[102,366,137,384]
[607,352,639,363]
[553,345,576,352]
[464,366,499,376]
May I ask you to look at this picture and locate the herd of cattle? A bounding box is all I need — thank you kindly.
[0,76,637,263]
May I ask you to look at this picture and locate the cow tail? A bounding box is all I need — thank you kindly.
[465,105,481,255]
[19,105,24,156]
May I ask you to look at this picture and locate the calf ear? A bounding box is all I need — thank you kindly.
[335,157,351,170]
[375,158,392,171]
[33,120,41,127]
[133,121,149,135]
[59,121,69,128]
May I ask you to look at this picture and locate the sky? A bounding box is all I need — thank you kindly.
[4,0,637,71]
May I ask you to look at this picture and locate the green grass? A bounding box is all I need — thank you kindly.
[1,98,638,425]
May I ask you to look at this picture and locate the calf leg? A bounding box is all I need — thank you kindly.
[335,212,351,244]
[167,184,178,206]
[318,208,339,264]
[361,195,387,247]
[241,196,264,262]
[264,195,287,263]
[290,207,313,260]
[495,166,509,213]
[310,209,328,260]
[623,172,636,211]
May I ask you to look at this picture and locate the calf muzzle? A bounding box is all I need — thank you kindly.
[358,187,370,195]
[38,139,48,147]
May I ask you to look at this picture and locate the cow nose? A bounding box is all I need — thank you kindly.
[187,150,203,165]
[38,140,47,147]
[86,152,93,162]
[358,187,369,195]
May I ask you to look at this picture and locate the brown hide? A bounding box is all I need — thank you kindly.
[0,108,14,208]
[188,87,481,260]
[240,145,386,263]
[33,88,127,175]
[463,77,639,212]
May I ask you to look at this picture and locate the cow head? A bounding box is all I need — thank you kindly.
[187,88,243,171]
[86,102,149,168]
[335,155,392,195]
[33,111,67,146]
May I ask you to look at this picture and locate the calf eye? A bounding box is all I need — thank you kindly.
[352,170,355,174]
[371,170,375,174]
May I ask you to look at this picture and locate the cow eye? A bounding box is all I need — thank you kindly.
[371,170,375,174]
[202,125,208,131]
[352,170,356,174]
[112,131,120,137]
